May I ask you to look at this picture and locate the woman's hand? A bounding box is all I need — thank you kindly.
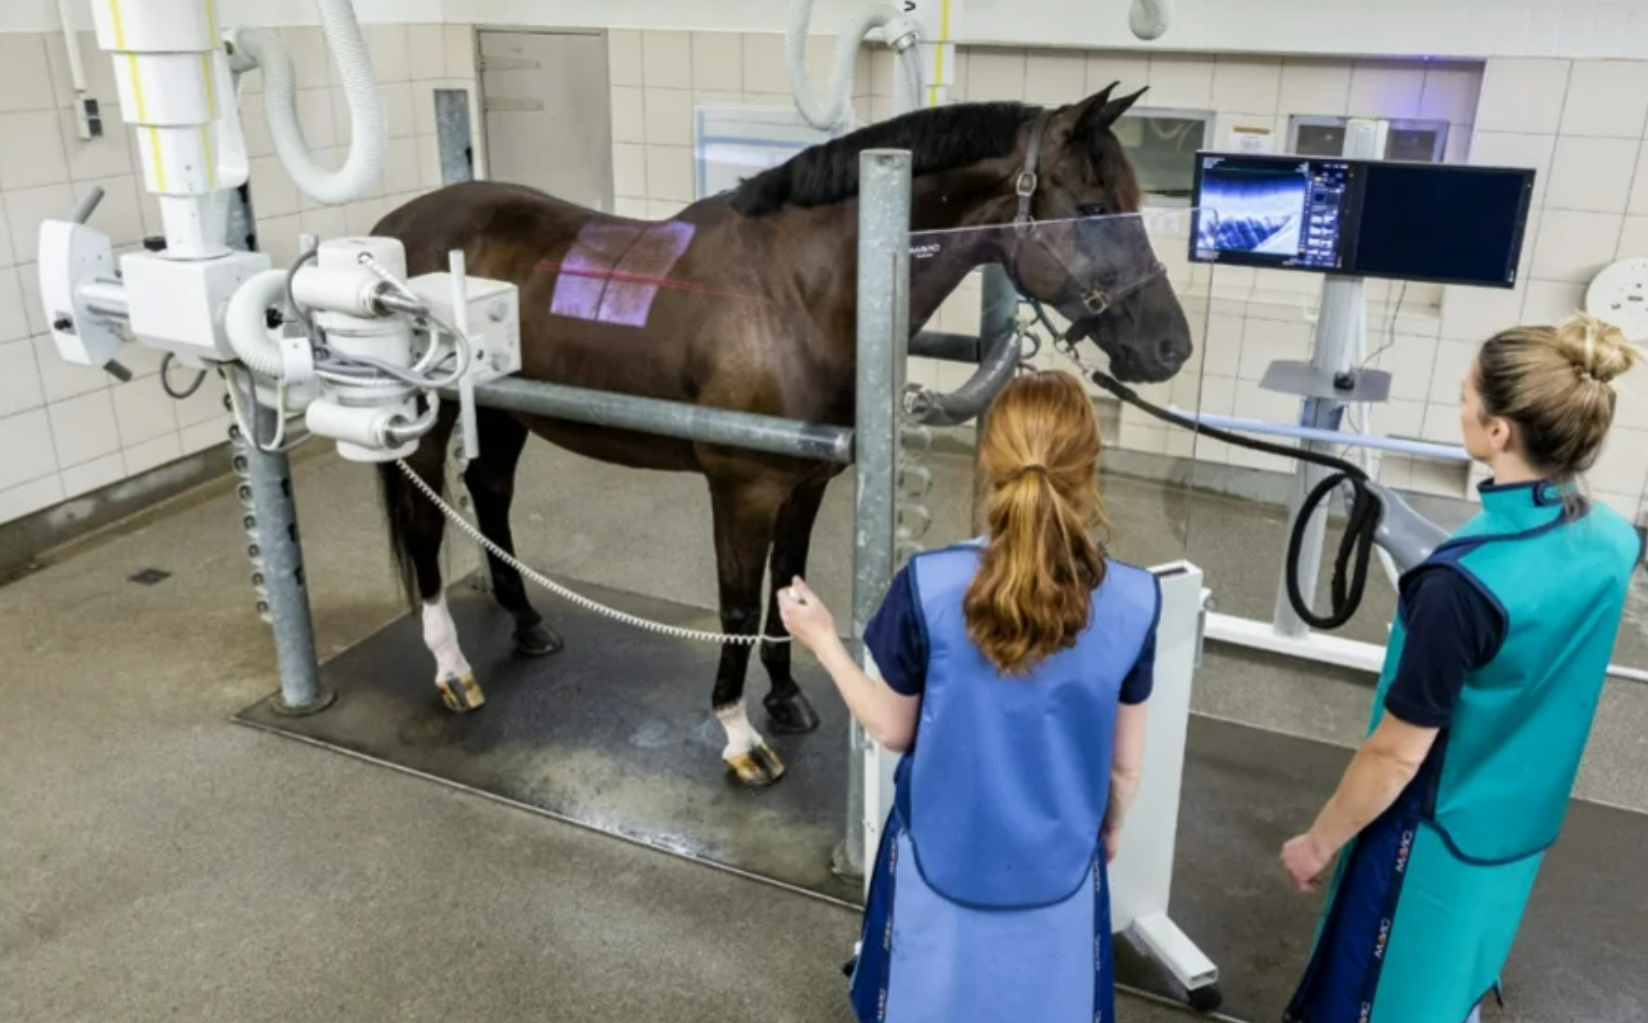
[1280,832,1333,893]
[778,577,838,654]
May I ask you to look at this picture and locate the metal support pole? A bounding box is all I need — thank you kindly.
[233,396,332,715]
[839,149,911,885]
[1271,121,1380,639]
[974,263,1016,446]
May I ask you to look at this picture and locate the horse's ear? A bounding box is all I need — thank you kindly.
[1070,84,1149,135]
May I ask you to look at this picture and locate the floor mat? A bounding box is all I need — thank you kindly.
[237,580,1648,1022]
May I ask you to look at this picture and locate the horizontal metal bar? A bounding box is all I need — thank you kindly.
[467,377,854,465]
[1167,408,1471,462]
[910,321,1020,427]
[1207,611,1648,686]
[910,329,980,364]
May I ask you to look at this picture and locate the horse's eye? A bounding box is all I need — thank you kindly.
[1078,202,1108,218]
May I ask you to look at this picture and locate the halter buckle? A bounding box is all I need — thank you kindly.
[1015,171,1038,198]
[1081,290,1111,315]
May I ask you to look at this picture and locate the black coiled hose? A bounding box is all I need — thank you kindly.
[1084,370,1383,630]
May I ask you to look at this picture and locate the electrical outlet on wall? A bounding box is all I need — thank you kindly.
[72,96,103,141]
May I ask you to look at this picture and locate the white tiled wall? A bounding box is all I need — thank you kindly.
[0,24,476,524]
[1441,56,1648,518]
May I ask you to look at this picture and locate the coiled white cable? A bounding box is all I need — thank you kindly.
[395,459,791,646]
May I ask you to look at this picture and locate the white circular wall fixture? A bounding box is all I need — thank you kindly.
[1586,258,1648,343]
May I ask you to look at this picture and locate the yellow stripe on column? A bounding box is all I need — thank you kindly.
[201,53,217,119]
[927,0,952,108]
[126,53,146,120]
[107,0,126,48]
[201,125,216,188]
[148,127,167,191]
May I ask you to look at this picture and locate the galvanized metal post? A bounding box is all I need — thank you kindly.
[233,395,332,715]
[975,262,1016,447]
[840,149,911,884]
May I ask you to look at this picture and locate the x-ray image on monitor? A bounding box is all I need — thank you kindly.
[1194,165,1309,258]
[1188,152,1534,287]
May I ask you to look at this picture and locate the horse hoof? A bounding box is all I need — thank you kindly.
[725,742,787,787]
[765,690,821,734]
[514,621,564,657]
[437,672,486,713]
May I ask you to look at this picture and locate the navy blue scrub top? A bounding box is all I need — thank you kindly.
[864,561,1507,730]
[1382,565,1508,728]
[864,564,1157,705]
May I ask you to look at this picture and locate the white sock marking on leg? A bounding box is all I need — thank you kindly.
[422,595,473,682]
[716,702,766,759]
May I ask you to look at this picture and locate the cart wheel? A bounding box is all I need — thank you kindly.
[1187,984,1223,1013]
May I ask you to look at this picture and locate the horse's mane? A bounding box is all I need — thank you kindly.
[726,102,1037,218]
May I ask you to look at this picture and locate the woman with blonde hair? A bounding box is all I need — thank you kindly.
[780,368,1157,1023]
[1281,314,1643,1023]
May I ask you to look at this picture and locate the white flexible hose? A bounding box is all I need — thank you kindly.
[235,0,385,205]
[396,460,792,646]
[893,45,924,115]
[1129,0,1174,40]
[226,269,290,378]
[788,0,900,131]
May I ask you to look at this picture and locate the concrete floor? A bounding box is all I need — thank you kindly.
[4,436,1646,1022]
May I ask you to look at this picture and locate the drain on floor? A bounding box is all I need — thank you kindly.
[128,568,171,585]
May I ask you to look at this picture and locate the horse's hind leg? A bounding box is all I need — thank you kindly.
[464,409,563,657]
[758,475,828,734]
[708,475,789,787]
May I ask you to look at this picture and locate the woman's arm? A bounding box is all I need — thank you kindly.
[813,638,921,752]
[1312,718,1438,848]
[1280,566,1502,892]
[1102,701,1149,855]
[779,577,921,752]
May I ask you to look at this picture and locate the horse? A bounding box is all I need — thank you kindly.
[370,83,1194,787]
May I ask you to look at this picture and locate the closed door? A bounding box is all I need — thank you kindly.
[479,30,612,210]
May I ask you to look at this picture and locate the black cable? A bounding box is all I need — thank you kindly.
[1083,368,1383,630]
[285,244,318,335]
[159,352,207,400]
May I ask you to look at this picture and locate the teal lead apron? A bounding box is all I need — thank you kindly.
[1287,481,1642,1023]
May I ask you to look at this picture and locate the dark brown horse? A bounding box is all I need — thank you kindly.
[371,84,1192,786]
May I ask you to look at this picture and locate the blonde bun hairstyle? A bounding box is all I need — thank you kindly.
[1475,314,1640,479]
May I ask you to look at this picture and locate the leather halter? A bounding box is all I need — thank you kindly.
[1007,110,1113,317]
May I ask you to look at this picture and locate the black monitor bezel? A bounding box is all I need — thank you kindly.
[1186,151,1537,290]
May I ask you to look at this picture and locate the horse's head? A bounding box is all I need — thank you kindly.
[990,85,1194,384]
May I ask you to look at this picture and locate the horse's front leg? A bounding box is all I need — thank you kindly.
[708,475,789,786]
[758,476,828,733]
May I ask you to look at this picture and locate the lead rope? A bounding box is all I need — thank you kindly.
[395,459,790,646]
[1033,298,1384,630]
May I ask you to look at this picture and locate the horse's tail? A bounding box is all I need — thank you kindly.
[378,459,430,609]
[375,419,452,608]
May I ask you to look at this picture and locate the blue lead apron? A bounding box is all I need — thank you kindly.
[1286,481,1641,1023]
[849,542,1160,1023]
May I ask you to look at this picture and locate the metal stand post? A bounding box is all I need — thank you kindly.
[974,262,1015,448]
[450,424,493,595]
[233,396,332,715]
[1269,120,1382,638]
[837,149,912,885]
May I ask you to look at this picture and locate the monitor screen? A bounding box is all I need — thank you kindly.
[1188,153,1535,288]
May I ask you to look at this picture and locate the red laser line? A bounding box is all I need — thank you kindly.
[535,261,763,303]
